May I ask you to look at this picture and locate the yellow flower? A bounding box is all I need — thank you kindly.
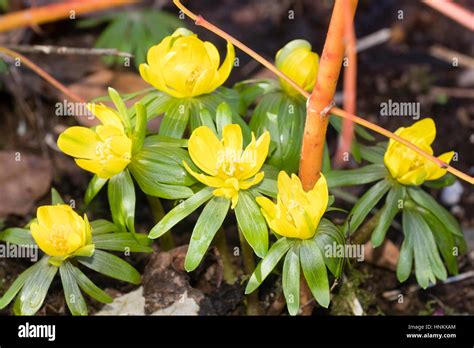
[57,103,132,179]
[30,205,94,260]
[184,124,270,208]
[384,118,454,186]
[275,39,319,96]
[256,172,328,240]
[139,28,235,98]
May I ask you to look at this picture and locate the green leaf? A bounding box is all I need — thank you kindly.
[68,263,112,304]
[131,102,147,154]
[245,237,293,294]
[403,209,447,289]
[185,197,230,272]
[313,219,345,277]
[129,144,195,199]
[216,102,233,137]
[149,187,214,239]
[423,173,456,189]
[282,246,300,316]
[108,170,136,233]
[235,191,269,258]
[77,249,141,284]
[198,109,217,134]
[51,188,65,205]
[422,211,459,275]
[0,228,35,246]
[90,219,120,235]
[396,226,413,283]
[18,257,58,315]
[0,262,39,309]
[299,239,330,308]
[84,175,108,205]
[93,233,153,253]
[408,187,463,237]
[159,98,194,138]
[143,135,188,148]
[359,143,387,164]
[108,87,131,132]
[249,92,305,173]
[325,164,387,188]
[371,184,405,247]
[348,179,391,233]
[233,79,279,108]
[60,261,88,316]
[254,177,278,198]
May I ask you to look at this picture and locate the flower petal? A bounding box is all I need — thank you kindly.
[210,41,235,91]
[87,103,124,132]
[188,126,222,175]
[222,124,243,155]
[425,151,454,181]
[57,126,100,160]
[183,161,223,187]
[241,131,270,180]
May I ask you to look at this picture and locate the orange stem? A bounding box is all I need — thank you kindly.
[0,0,132,33]
[299,0,358,190]
[423,0,474,31]
[0,46,84,102]
[334,0,357,167]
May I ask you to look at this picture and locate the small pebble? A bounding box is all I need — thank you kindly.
[441,181,464,206]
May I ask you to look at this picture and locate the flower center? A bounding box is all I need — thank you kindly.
[48,223,73,254]
[95,138,131,164]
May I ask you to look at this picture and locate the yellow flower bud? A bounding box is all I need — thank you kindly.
[256,171,328,240]
[183,124,270,209]
[384,118,454,186]
[275,39,319,96]
[139,28,235,98]
[57,103,132,179]
[30,205,94,260]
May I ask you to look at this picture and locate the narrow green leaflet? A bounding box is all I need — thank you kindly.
[108,170,136,233]
[371,184,405,247]
[131,102,147,154]
[282,246,300,316]
[143,135,188,148]
[313,219,345,277]
[60,261,88,316]
[348,179,391,233]
[18,257,58,315]
[108,87,131,132]
[90,219,120,235]
[51,188,65,205]
[77,249,141,284]
[422,211,458,275]
[159,98,194,138]
[235,190,269,258]
[403,209,447,289]
[408,187,463,237]
[149,187,214,239]
[68,263,113,304]
[0,228,35,246]
[254,178,278,198]
[84,175,108,205]
[359,143,387,164]
[93,233,153,253]
[396,225,414,283]
[215,102,233,137]
[129,145,195,199]
[198,109,217,134]
[245,237,293,294]
[185,197,230,272]
[325,164,387,188]
[249,92,305,173]
[0,262,39,309]
[299,239,330,308]
[423,173,456,189]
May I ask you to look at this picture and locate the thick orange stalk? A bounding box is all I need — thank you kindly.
[0,0,132,33]
[299,0,358,189]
